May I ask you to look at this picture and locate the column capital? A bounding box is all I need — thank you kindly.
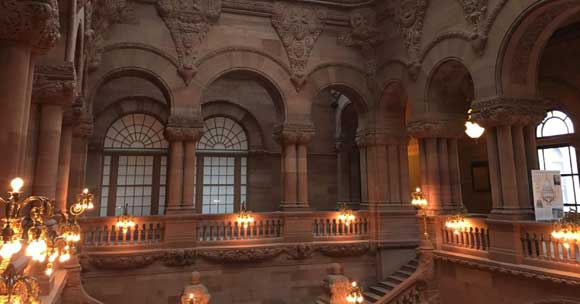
[32,63,77,106]
[471,96,547,128]
[164,115,204,142]
[355,129,407,147]
[273,123,315,145]
[0,0,61,54]
[406,118,464,139]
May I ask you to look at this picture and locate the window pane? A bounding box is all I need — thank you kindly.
[541,147,572,174]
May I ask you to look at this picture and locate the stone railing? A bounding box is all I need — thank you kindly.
[520,221,580,269]
[440,216,489,254]
[78,210,370,250]
[80,215,166,248]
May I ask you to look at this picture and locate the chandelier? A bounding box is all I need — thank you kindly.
[551,210,580,249]
[411,187,429,240]
[337,202,355,226]
[445,204,469,235]
[465,108,485,139]
[236,202,254,229]
[346,281,364,303]
[0,178,92,303]
[116,204,136,234]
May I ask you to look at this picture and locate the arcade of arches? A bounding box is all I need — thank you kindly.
[2,0,580,303]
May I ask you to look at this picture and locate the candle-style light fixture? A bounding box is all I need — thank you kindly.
[236,202,254,229]
[346,281,364,303]
[116,204,136,234]
[0,179,93,303]
[185,293,198,304]
[411,187,429,240]
[465,108,485,139]
[337,202,355,226]
[551,210,580,249]
[445,204,469,236]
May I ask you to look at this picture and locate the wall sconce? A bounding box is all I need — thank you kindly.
[116,204,136,234]
[465,108,485,139]
[552,211,580,249]
[346,281,364,303]
[445,205,469,235]
[236,202,254,229]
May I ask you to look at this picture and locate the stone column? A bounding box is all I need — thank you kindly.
[31,64,76,199]
[274,124,315,210]
[164,116,203,214]
[407,119,464,216]
[55,121,72,210]
[0,0,60,189]
[67,109,93,206]
[472,97,546,220]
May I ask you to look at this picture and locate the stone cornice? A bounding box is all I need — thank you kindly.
[471,96,547,128]
[32,63,77,106]
[0,0,61,54]
[433,250,580,286]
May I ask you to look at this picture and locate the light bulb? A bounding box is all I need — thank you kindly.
[83,188,89,194]
[465,121,485,139]
[45,263,53,276]
[88,202,94,210]
[10,178,24,193]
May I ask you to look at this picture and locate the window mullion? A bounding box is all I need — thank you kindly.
[107,155,119,217]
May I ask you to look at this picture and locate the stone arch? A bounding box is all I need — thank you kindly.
[192,47,292,121]
[201,101,265,151]
[373,80,409,129]
[303,63,371,128]
[424,58,474,119]
[89,67,174,115]
[496,0,580,97]
[93,96,169,149]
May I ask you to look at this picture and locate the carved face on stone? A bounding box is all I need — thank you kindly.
[398,0,418,28]
[350,8,376,39]
[286,7,320,40]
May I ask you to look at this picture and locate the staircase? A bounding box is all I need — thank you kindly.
[314,257,418,304]
[362,257,418,303]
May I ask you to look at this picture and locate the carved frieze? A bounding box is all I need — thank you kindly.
[84,253,159,270]
[198,247,284,263]
[273,123,316,145]
[0,0,60,54]
[85,0,138,72]
[471,96,547,128]
[338,8,383,91]
[394,0,428,63]
[32,63,77,105]
[285,243,315,260]
[271,2,326,90]
[157,0,221,85]
[406,119,465,139]
[164,115,204,142]
[318,243,370,258]
[163,249,196,266]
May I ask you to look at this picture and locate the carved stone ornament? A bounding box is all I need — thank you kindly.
[157,0,221,85]
[197,247,284,263]
[471,96,548,128]
[271,2,327,91]
[163,249,196,266]
[84,0,138,72]
[338,8,383,91]
[84,253,159,270]
[273,123,316,145]
[285,243,315,260]
[164,115,204,142]
[32,63,77,106]
[395,0,428,62]
[0,0,60,54]
[318,243,370,258]
[406,119,465,139]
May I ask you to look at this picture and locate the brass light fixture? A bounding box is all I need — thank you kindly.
[115,204,136,234]
[411,187,429,240]
[465,108,485,139]
[185,293,198,304]
[0,263,40,304]
[346,281,364,303]
[337,202,355,226]
[445,204,469,236]
[236,202,254,229]
[551,210,580,249]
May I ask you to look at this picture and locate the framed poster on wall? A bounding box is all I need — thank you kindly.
[531,170,564,221]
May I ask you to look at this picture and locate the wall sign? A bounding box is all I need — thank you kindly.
[531,170,564,221]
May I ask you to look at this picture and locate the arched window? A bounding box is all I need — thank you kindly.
[195,117,248,214]
[100,114,169,216]
[537,110,578,211]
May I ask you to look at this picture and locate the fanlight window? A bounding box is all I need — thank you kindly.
[104,113,168,149]
[195,117,248,214]
[537,110,575,138]
[197,117,248,152]
[100,114,168,217]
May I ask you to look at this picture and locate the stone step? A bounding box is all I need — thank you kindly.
[369,285,392,296]
[363,291,382,302]
[378,280,399,290]
[385,274,406,284]
[394,269,413,278]
[401,264,417,272]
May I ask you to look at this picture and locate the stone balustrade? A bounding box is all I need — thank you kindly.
[81,215,166,248]
[312,211,370,240]
[520,221,580,269]
[196,213,284,243]
[440,216,490,253]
